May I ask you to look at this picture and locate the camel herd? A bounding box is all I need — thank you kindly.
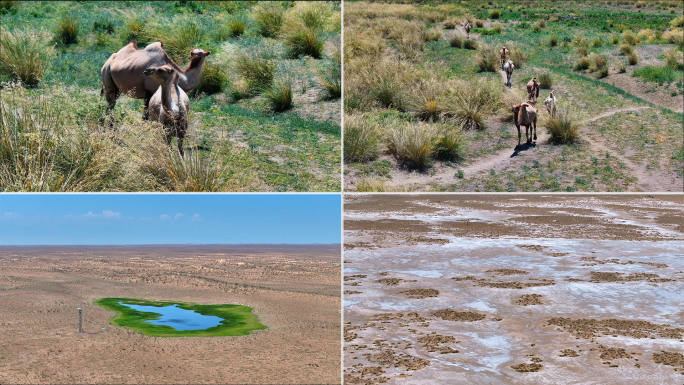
[100,41,211,155]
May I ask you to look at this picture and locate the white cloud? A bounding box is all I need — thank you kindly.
[102,210,121,218]
[191,214,203,222]
[174,213,185,220]
[3,212,21,219]
[78,210,121,219]
[160,214,171,220]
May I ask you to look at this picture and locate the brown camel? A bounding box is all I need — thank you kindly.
[101,41,209,119]
[526,77,540,102]
[499,46,509,69]
[143,65,190,156]
[465,22,472,38]
[512,102,538,146]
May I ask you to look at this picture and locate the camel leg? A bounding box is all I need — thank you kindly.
[142,90,154,121]
[178,136,184,157]
[526,125,531,144]
[533,120,537,141]
[517,125,521,146]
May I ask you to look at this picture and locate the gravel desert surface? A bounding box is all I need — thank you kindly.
[344,194,684,384]
[0,244,341,384]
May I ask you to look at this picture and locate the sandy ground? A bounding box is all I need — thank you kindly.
[344,195,684,384]
[0,245,341,384]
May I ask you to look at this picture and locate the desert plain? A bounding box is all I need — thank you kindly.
[0,244,341,384]
[344,194,684,384]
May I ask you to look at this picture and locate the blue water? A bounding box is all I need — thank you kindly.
[118,302,224,331]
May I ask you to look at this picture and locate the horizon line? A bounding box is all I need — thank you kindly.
[0,242,342,247]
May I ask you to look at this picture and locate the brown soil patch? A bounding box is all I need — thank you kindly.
[581,256,668,268]
[560,349,580,357]
[377,278,404,286]
[345,274,368,281]
[399,288,440,299]
[417,333,459,354]
[432,309,486,322]
[653,351,684,372]
[515,294,544,306]
[370,312,427,323]
[589,271,673,283]
[346,219,433,233]
[547,318,683,340]
[598,346,633,360]
[517,245,549,252]
[345,290,363,295]
[487,269,529,275]
[511,363,543,372]
[367,350,430,371]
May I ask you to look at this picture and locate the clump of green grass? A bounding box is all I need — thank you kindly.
[0,28,55,86]
[434,123,466,161]
[592,38,603,47]
[93,19,114,34]
[191,62,227,95]
[627,51,639,65]
[254,2,285,38]
[283,26,323,58]
[55,16,79,45]
[149,17,205,63]
[387,123,437,169]
[422,29,441,42]
[462,38,478,50]
[235,54,275,94]
[538,73,553,89]
[633,65,680,85]
[545,107,581,144]
[532,20,544,32]
[475,20,484,28]
[121,16,148,45]
[509,45,528,68]
[228,16,247,37]
[444,19,457,29]
[549,35,558,47]
[489,10,501,19]
[476,44,499,72]
[450,33,464,48]
[344,115,382,163]
[319,48,341,99]
[445,79,502,131]
[493,25,502,34]
[0,1,17,14]
[575,56,590,70]
[611,35,620,45]
[265,78,293,112]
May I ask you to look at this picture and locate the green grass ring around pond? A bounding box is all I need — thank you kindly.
[94,297,267,337]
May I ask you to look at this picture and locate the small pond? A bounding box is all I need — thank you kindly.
[118,302,224,331]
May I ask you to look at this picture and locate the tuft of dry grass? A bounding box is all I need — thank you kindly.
[235,54,275,94]
[55,16,79,45]
[387,122,437,169]
[450,33,464,48]
[664,47,684,70]
[544,106,581,144]
[254,2,285,38]
[627,51,639,65]
[508,44,528,68]
[476,44,499,72]
[0,28,55,86]
[538,73,553,89]
[622,30,639,45]
[444,78,502,130]
[343,114,382,163]
[265,78,293,113]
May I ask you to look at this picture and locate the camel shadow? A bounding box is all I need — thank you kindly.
[511,142,536,158]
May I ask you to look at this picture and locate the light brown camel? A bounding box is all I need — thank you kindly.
[143,65,190,156]
[526,77,540,102]
[544,90,557,117]
[503,58,514,87]
[499,46,509,69]
[465,22,472,38]
[512,102,538,146]
[101,41,209,119]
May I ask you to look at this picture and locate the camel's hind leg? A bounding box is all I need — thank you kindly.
[533,119,538,141]
[516,124,522,146]
[142,90,154,121]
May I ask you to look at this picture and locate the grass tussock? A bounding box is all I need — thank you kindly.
[665,47,684,70]
[343,115,382,163]
[450,33,464,48]
[265,78,293,113]
[121,16,148,45]
[549,35,558,47]
[462,38,478,50]
[477,44,499,72]
[254,2,285,38]
[663,28,684,47]
[489,10,501,19]
[627,51,639,65]
[434,123,466,161]
[0,28,55,86]
[55,16,79,45]
[445,78,502,130]
[622,30,639,45]
[319,46,341,99]
[283,26,323,59]
[545,107,581,144]
[191,62,227,95]
[508,44,528,68]
[633,65,681,85]
[147,17,205,64]
[228,16,246,37]
[235,54,275,94]
[407,78,445,121]
[619,44,634,55]
[387,122,437,169]
[538,73,553,89]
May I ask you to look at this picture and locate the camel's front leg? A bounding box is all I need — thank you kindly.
[533,120,537,141]
[526,124,531,144]
[516,124,522,146]
[143,90,154,120]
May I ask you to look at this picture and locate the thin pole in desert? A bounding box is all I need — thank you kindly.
[78,307,83,333]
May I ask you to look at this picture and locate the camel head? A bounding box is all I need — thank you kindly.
[190,48,211,59]
[143,65,176,84]
[512,104,521,115]
[532,77,538,85]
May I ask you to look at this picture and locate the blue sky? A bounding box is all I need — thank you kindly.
[0,194,341,245]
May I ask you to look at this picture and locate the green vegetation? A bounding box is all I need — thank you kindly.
[0,1,341,192]
[94,298,267,337]
[633,65,682,85]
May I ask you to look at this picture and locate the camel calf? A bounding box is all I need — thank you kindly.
[465,22,472,38]
[503,59,514,88]
[143,65,190,156]
[512,103,538,146]
[544,90,557,117]
[500,46,509,69]
[526,77,540,102]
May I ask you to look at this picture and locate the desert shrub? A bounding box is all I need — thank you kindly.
[254,2,285,38]
[665,47,684,70]
[549,35,558,47]
[489,10,501,19]
[343,115,382,163]
[228,16,246,37]
[387,122,437,169]
[619,44,633,55]
[93,19,114,34]
[475,19,484,27]
[191,62,227,95]
[592,38,603,47]
[434,123,466,161]
[0,28,55,86]
[509,45,528,67]
[444,19,457,29]
[622,30,639,45]
[121,16,148,45]
[538,73,553,89]
[462,38,478,50]
[637,29,658,44]
[235,54,274,94]
[617,61,627,73]
[450,33,464,48]
[589,53,608,71]
[265,78,293,112]
[627,51,639,65]
[283,26,323,58]
[55,16,79,45]
[476,44,499,72]
[663,28,684,47]
[445,79,502,130]
[575,56,590,70]
[422,29,441,42]
[545,107,580,144]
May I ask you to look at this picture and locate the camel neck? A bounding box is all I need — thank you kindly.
[178,57,204,90]
[160,77,179,115]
